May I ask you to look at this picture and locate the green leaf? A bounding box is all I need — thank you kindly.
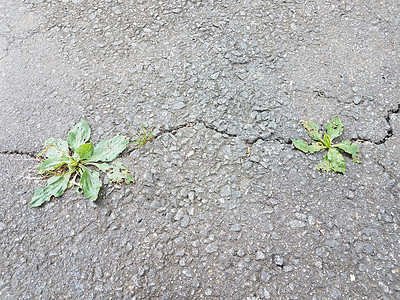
[80,166,102,201]
[38,156,71,174]
[292,117,360,174]
[40,138,69,158]
[323,133,331,148]
[326,116,344,141]
[335,140,361,163]
[307,142,326,153]
[85,135,129,163]
[92,162,134,184]
[73,142,94,161]
[291,139,309,153]
[302,121,323,143]
[67,119,91,151]
[291,139,325,153]
[317,148,346,174]
[30,188,47,207]
[29,174,71,207]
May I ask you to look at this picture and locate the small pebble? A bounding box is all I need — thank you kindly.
[230,224,241,232]
[205,244,218,253]
[256,250,265,260]
[274,255,284,266]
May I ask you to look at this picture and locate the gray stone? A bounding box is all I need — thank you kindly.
[274,255,284,266]
[261,271,271,283]
[220,185,231,197]
[230,224,241,232]
[256,250,265,260]
[205,244,218,253]
[330,289,341,299]
[283,266,293,272]
[174,208,184,221]
[289,220,306,228]
[181,215,190,228]
[378,282,390,293]
[263,289,271,299]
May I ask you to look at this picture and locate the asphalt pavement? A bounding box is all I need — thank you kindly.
[0,0,399,299]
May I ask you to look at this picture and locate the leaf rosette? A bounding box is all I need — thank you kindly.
[30,119,133,207]
[291,116,360,174]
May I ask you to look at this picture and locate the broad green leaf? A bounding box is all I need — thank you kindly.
[335,140,361,163]
[38,156,71,174]
[29,174,70,207]
[328,148,346,173]
[326,116,343,141]
[291,139,309,153]
[46,174,71,197]
[317,148,346,174]
[40,138,69,158]
[30,187,47,207]
[92,162,134,184]
[307,142,325,153]
[291,139,325,153]
[73,142,94,161]
[302,121,323,143]
[67,119,91,151]
[80,166,102,201]
[323,133,331,148]
[85,135,129,163]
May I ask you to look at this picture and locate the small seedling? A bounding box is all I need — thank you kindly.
[291,116,361,174]
[30,119,133,207]
[130,124,154,149]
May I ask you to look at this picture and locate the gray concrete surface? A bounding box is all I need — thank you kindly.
[0,0,399,299]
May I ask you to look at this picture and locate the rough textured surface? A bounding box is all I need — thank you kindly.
[0,0,399,299]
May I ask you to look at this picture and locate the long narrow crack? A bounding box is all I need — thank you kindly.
[123,119,292,157]
[3,104,399,159]
[154,119,238,139]
[122,119,236,157]
[153,119,290,145]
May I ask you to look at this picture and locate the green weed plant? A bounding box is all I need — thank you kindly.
[30,119,133,207]
[130,124,154,149]
[291,116,361,174]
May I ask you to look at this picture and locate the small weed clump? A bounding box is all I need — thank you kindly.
[291,116,361,174]
[130,124,154,149]
[30,119,133,207]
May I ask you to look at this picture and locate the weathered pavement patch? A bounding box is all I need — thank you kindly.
[0,0,399,299]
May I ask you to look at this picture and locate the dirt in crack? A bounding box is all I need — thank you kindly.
[375,103,400,145]
[152,119,293,146]
[350,103,400,145]
[122,119,293,158]
[0,150,37,158]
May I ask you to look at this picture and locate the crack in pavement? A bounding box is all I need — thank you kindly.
[123,119,292,157]
[375,160,399,184]
[353,103,400,145]
[153,119,291,145]
[312,90,340,101]
[379,103,400,144]
[154,119,237,139]
[0,150,37,158]
[3,104,399,159]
